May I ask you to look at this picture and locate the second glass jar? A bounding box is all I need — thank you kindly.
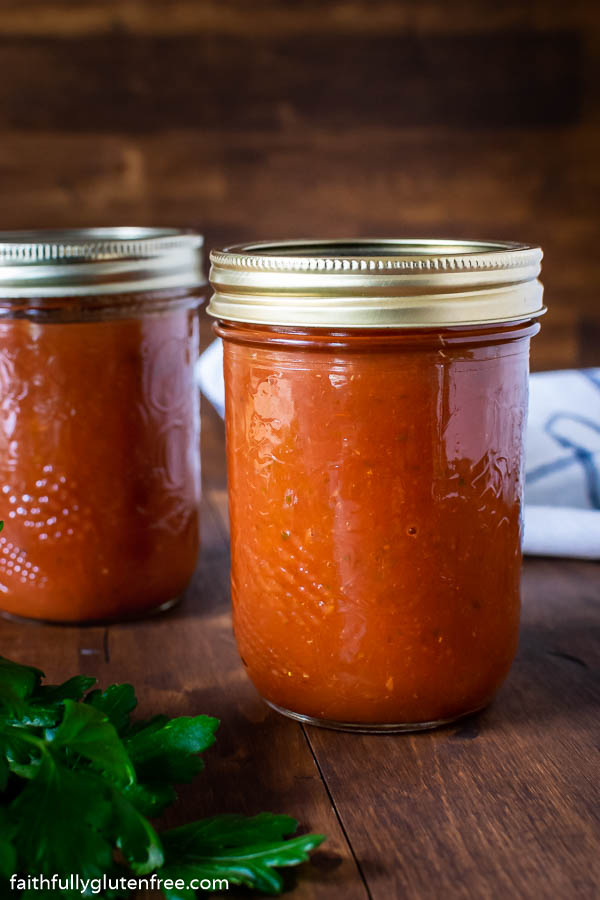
[0,228,205,623]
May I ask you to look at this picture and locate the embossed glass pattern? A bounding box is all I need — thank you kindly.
[210,238,543,732]
[0,229,204,622]
[218,323,538,731]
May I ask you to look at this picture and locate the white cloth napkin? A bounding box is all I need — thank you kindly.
[197,340,600,560]
[197,338,226,418]
[524,368,600,559]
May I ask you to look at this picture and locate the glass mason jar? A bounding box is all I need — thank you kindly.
[0,228,205,623]
[209,239,545,732]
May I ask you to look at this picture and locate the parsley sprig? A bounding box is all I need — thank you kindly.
[0,656,325,897]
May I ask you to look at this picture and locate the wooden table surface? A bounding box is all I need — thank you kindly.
[1,393,599,900]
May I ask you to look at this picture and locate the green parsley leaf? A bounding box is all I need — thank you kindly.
[0,656,325,898]
[20,892,57,900]
[85,683,137,735]
[49,700,135,786]
[11,755,113,878]
[34,675,97,705]
[125,712,169,736]
[3,704,62,729]
[123,780,177,818]
[109,786,164,874]
[0,751,7,792]
[0,806,16,879]
[125,715,219,783]
[161,814,326,896]
[0,657,43,717]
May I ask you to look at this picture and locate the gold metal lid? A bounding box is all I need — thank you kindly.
[208,238,544,328]
[0,227,205,297]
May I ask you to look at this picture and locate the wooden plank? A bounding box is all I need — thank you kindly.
[0,403,364,899]
[0,618,107,685]
[579,316,600,368]
[0,31,584,132]
[0,0,597,37]
[0,128,598,264]
[304,557,600,900]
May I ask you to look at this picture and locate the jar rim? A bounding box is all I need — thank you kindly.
[208,237,544,329]
[0,227,205,297]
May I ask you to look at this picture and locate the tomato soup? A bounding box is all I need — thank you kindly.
[209,239,544,731]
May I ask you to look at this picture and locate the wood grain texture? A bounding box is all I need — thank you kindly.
[305,557,600,899]
[0,386,598,899]
[0,7,597,889]
[0,0,597,373]
[0,399,365,900]
[0,32,583,132]
[0,1,596,37]
[0,0,600,368]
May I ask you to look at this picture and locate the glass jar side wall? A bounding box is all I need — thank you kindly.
[217,321,538,729]
[0,290,203,622]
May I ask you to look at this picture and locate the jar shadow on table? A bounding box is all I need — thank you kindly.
[166,686,389,893]
[149,597,599,735]
[448,619,598,740]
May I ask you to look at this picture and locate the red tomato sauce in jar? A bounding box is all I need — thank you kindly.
[218,323,538,727]
[209,239,545,731]
[0,229,204,623]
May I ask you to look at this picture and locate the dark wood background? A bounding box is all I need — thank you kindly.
[0,0,598,369]
[0,7,599,896]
